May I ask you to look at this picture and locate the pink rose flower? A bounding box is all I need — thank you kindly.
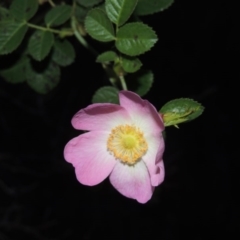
[64,91,165,203]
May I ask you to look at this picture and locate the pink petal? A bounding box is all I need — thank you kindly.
[143,135,165,183]
[119,91,164,136]
[150,140,165,186]
[64,131,116,186]
[109,161,153,203]
[71,103,131,131]
[151,160,165,187]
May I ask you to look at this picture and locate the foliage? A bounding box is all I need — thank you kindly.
[0,0,203,126]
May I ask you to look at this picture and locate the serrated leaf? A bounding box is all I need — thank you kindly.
[76,0,103,7]
[160,98,204,127]
[121,56,142,73]
[0,20,28,55]
[0,6,10,20]
[92,86,119,103]
[135,0,174,16]
[52,39,75,66]
[127,69,153,96]
[96,51,117,63]
[28,30,54,61]
[85,8,115,42]
[26,60,60,94]
[45,5,71,27]
[116,22,158,56]
[105,0,138,26]
[0,56,29,83]
[10,0,38,21]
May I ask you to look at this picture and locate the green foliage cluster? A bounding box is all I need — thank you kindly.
[0,0,204,126]
[0,0,173,96]
[0,0,75,93]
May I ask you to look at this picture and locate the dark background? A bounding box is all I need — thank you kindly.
[0,0,239,239]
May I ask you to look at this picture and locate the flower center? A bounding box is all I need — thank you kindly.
[107,124,148,165]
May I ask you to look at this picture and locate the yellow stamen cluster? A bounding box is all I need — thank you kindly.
[107,124,148,165]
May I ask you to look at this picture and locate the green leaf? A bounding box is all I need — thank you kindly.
[121,56,142,73]
[0,56,29,83]
[160,98,204,127]
[135,0,174,16]
[0,6,10,20]
[10,0,38,21]
[28,30,54,61]
[52,39,75,66]
[85,8,115,42]
[26,60,60,94]
[96,51,117,63]
[45,5,72,27]
[92,86,119,103]
[127,69,153,96]
[76,0,103,7]
[116,22,158,56]
[74,5,88,23]
[105,0,138,26]
[0,20,28,55]
[96,2,107,13]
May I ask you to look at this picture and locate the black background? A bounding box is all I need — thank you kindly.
[0,0,239,239]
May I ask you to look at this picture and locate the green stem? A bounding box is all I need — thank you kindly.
[119,75,128,90]
[48,0,55,7]
[71,17,98,56]
[102,63,118,88]
[27,23,73,35]
[70,2,124,90]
